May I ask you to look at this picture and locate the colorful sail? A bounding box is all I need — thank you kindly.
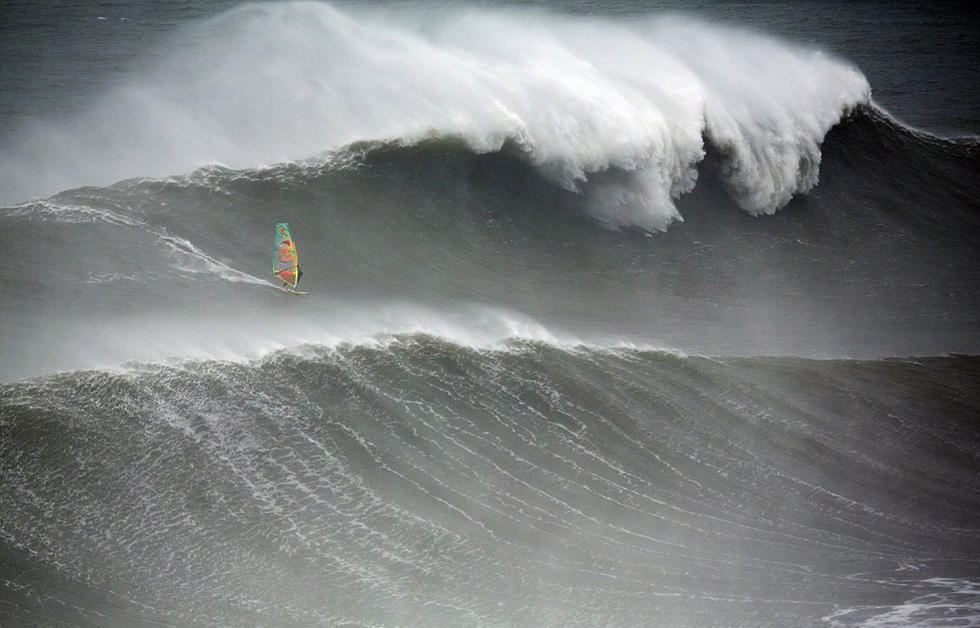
[273,222,300,288]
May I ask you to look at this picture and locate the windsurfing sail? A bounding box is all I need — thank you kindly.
[273,222,300,289]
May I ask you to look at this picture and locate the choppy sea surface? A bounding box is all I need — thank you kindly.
[2,1,979,625]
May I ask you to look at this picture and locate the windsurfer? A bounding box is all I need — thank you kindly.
[277,239,301,288]
[273,223,305,293]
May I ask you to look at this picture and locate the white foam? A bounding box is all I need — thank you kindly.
[3,200,142,227]
[0,299,586,381]
[823,577,980,627]
[156,232,271,286]
[0,3,869,229]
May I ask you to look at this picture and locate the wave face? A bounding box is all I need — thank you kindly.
[2,105,978,380]
[3,341,980,626]
[2,2,980,627]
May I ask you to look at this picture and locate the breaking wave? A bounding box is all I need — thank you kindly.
[0,2,870,230]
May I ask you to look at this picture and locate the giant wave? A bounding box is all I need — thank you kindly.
[2,337,979,626]
[2,3,980,626]
[2,100,979,381]
[0,2,870,230]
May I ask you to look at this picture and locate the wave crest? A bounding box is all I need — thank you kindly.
[0,2,869,229]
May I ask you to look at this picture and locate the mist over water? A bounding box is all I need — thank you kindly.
[1,2,870,230]
[2,2,979,627]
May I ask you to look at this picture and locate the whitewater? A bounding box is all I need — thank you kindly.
[2,1,979,626]
[1,3,872,229]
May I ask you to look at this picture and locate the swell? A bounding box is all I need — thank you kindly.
[2,339,979,626]
[2,103,979,381]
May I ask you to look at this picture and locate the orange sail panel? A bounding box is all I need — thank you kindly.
[273,222,300,288]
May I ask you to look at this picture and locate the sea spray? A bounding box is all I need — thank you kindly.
[0,2,868,229]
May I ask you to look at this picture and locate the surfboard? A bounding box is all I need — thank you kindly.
[273,222,306,292]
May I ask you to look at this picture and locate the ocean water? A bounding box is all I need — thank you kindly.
[1,1,979,626]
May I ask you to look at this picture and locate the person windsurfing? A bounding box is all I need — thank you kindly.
[277,239,301,288]
[273,223,303,291]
